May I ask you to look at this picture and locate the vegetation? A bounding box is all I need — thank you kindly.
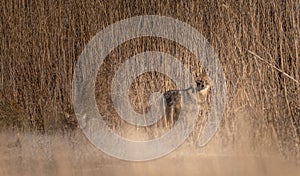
[0,0,299,158]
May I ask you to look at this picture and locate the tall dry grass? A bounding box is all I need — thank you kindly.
[0,0,299,157]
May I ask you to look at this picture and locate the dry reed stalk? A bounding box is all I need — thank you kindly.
[0,0,299,158]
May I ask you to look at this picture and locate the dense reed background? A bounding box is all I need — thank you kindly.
[0,0,299,158]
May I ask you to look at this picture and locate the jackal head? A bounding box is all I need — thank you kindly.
[195,71,211,96]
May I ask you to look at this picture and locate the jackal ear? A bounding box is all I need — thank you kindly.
[201,69,211,84]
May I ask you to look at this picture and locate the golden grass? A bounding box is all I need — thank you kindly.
[0,0,299,158]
